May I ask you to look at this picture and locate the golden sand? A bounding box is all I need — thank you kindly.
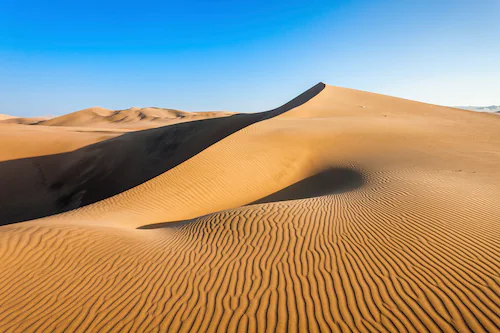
[0,84,499,332]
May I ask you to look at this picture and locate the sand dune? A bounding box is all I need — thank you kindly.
[0,116,52,125]
[0,114,16,121]
[1,106,236,129]
[0,83,499,332]
[0,83,323,225]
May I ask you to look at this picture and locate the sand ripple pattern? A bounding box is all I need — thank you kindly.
[0,172,499,333]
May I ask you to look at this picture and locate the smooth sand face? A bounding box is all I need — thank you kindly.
[0,84,499,332]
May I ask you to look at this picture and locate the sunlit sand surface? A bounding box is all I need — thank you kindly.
[1,83,499,332]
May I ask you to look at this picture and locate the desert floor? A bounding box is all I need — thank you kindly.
[0,83,499,332]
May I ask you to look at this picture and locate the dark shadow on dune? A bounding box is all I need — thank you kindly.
[0,83,325,226]
[137,167,364,230]
[249,168,364,205]
[137,217,201,230]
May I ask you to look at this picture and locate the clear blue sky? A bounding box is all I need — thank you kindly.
[1,0,499,116]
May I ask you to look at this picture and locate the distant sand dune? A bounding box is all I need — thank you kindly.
[0,83,499,332]
[0,114,16,121]
[0,106,236,129]
[37,106,236,127]
[0,116,52,125]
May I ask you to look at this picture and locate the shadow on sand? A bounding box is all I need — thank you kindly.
[0,83,325,226]
[137,167,364,230]
[250,167,363,205]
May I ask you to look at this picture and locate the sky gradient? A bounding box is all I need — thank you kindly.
[1,0,499,116]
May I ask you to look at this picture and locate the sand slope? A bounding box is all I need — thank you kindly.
[0,123,128,160]
[0,83,323,225]
[0,84,499,332]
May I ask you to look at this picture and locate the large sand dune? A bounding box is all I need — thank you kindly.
[0,84,322,225]
[0,83,499,332]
